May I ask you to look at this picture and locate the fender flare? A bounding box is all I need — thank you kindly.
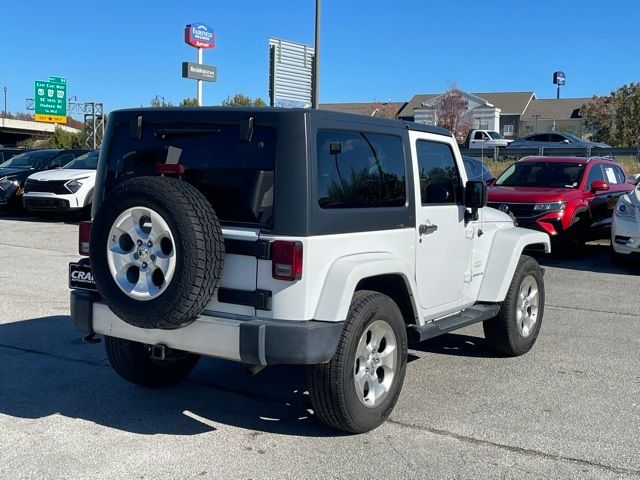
[477,227,550,302]
[313,252,419,322]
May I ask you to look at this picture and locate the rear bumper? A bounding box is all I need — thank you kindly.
[70,290,343,365]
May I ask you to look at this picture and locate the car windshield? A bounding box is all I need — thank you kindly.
[63,151,99,169]
[495,161,585,188]
[488,131,504,139]
[0,150,56,169]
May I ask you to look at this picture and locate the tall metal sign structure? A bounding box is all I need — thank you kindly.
[68,100,105,149]
[183,23,216,106]
[553,71,566,99]
[268,38,315,107]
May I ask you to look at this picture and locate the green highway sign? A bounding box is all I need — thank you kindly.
[49,76,67,84]
[34,79,67,123]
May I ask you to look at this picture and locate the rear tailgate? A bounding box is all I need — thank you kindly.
[205,227,261,316]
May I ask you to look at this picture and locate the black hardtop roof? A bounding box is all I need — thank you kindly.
[110,106,453,137]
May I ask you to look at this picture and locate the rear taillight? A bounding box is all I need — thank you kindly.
[79,221,92,256]
[155,163,185,175]
[271,241,303,281]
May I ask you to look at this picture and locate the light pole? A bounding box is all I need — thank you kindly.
[154,94,166,106]
[3,86,6,120]
[312,0,320,109]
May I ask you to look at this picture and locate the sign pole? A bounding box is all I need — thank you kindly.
[197,48,203,106]
[313,0,321,109]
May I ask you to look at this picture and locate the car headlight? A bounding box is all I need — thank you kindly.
[65,177,88,194]
[615,199,636,219]
[0,177,19,191]
[533,202,566,212]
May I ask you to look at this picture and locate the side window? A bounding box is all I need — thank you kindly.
[415,140,463,205]
[531,134,549,142]
[613,166,626,184]
[316,130,406,209]
[585,164,605,189]
[602,165,619,184]
[473,131,483,140]
[548,134,567,143]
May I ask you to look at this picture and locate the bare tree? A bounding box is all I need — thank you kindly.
[360,101,399,119]
[433,89,471,143]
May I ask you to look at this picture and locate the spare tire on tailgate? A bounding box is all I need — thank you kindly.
[90,176,224,329]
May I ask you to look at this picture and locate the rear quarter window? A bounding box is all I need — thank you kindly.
[316,130,406,209]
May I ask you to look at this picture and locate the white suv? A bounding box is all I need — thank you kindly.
[24,150,98,216]
[69,108,550,433]
[611,174,640,263]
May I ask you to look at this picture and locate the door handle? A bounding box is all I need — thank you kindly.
[419,224,438,236]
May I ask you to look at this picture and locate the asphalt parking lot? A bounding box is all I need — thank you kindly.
[0,215,638,480]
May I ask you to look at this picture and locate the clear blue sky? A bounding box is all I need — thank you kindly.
[1,0,639,116]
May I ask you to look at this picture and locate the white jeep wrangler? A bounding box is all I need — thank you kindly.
[69,107,550,433]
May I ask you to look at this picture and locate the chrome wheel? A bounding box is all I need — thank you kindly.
[106,206,177,301]
[353,320,397,408]
[516,275,539,338]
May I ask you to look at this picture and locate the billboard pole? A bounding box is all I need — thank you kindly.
[313,0,320,109]
[197,48,203,106]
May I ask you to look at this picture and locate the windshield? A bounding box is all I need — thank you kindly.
[63,150,99,169]
[495,161,585,188]
[0,150,56,169]
[488,131,504,140]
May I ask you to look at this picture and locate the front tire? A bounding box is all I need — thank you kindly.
[307,291,408,433]
[105,336,200,387]
[483,255,545,356]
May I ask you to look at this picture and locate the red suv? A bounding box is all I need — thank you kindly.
[488,156,633,249]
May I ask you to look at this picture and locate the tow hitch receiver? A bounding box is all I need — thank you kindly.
[150,344,168,361]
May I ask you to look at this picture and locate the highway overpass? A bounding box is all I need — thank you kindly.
[0,118,80,145]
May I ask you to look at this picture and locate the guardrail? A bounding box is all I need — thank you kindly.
[459,146,640,162]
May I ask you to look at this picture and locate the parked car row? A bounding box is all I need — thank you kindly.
[0,149,98,216]
[486,155,640,262]
[461,130,611,151]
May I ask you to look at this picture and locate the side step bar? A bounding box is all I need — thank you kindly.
[407,303,501,344]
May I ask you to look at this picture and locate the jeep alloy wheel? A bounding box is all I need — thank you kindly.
[107,206,177,301]
[353,320,398,407]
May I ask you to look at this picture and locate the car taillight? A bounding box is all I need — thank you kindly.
[271,241,303,281]
[79,221,92,256]
[155,163,185,175]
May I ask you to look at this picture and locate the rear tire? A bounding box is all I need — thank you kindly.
[105,336,200,387]
[307,291,408,433]
[483,255,544,356]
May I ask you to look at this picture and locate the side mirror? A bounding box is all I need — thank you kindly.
[486,177,496,186]
[590,180,610,193]
[464,180,488,222]
[626,174,640,185]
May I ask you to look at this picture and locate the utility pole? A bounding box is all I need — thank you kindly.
[312,0,320,108]
[3,86,6,122]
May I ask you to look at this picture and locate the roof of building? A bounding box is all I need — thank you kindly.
[319,101,407,117]
[520,98,593,121]
[397,91,535,118]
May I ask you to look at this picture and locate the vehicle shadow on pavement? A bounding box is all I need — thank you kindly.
[536,243,639,275]
[410,332,500,358]
[0,316,343,438]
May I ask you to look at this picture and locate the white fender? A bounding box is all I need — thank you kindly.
[477,227,550,302]
[314,253,419,322]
